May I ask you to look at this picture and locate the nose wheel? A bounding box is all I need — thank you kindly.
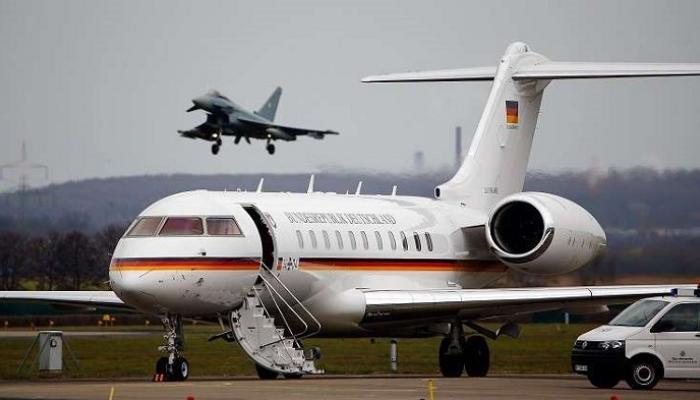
[155,314,189,381]
[211,138,222,155]
[266,143,276,155]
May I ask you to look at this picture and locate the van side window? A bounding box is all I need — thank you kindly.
[425,232,434,252]
[159,217,204,236]
[388,231,397,250]
[348,231,357,250]
[335,230,344,250]
[206,218,242,236]
[413,232,422,251]
[127,217,162,237]
[654,303,700,332]
[360,231,369,250]
[309,230,318,249]
[374,231,383,250]
[296,230,304,249]
[322,230,331,249]
[400,232,408,251]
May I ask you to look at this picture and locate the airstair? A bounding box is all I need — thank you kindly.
[228,265,323,376]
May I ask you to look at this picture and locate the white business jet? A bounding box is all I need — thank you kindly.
[3,42,700,381]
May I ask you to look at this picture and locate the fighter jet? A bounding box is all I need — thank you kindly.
[177,87,338,155]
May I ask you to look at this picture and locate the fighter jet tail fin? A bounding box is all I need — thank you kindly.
[255,87,282,122]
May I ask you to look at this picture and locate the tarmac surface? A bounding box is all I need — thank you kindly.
[0,375,699,400]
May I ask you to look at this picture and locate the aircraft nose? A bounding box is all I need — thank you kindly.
[187,96,206,112]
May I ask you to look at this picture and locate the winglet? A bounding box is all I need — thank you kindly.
[307,175,315,193]
[355,181,363,195]
[256,178,264,193]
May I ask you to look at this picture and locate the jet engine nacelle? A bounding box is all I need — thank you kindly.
[485,192,606,275]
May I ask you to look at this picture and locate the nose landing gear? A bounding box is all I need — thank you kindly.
[211,138,223,155]
[155,314,189,381]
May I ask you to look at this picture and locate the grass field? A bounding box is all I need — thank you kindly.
[0,323,595,380]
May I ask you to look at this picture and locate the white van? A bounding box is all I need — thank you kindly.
[571,287,700,390]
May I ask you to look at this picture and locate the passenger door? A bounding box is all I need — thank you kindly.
[652,302,700,379]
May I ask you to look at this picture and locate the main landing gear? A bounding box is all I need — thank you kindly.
[438,321,490,378]
[155,314,190,381]
[266,142,276,155]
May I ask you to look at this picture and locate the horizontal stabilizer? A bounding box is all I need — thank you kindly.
[362,67,496,83]
[513,62,700,80]
[362,62,700,83]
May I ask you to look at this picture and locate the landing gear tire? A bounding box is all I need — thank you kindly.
[464,335,490,377]
[255,364,279,380]
[588,368,620,389]
[166,356,190,381]
[211,144,220,155]
[155,356,168,375]
[439,336,465,377]
[625,358,661,390]
[266,143,275,155]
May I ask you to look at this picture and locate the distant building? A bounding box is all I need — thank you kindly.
[413,151,425,172]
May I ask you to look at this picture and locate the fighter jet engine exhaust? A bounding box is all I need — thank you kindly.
[485,192,606,276]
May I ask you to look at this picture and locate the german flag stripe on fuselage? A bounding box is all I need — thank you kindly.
[110,257,260,271]
[110,257,506,272]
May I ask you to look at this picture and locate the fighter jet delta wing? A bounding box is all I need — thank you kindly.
[237,115,339,141]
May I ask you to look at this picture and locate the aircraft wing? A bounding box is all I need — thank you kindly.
[361,284,695,325]
[0,290,132,311]
[237,116,338,141]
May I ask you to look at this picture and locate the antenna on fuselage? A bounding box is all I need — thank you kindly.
[355,181,363,195]
[306,175,315,193]
[256,178,264,193]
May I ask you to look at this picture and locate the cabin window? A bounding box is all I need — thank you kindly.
[335,230,344,250]
[309,230,318,249]
[322,230,331,249]
[388,231,397,250]
[360,231,369,250]
[413,232,422,251]
[127,217,162,237]
[374,231,383,250]
[425,232,434,252]
[206,218,242,236]
[159,217,204,236]
[348,231,357,250]
[400,231,409,251]
[296,230,304,249]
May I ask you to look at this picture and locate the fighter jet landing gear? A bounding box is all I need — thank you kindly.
[266,142,276,155]
[211,138,222,155]
[438,321,491,378]
[155,314,190,381]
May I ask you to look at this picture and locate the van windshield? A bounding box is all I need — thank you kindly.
[609,299,669,327]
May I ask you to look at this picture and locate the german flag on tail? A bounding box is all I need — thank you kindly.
[506,100,518,127]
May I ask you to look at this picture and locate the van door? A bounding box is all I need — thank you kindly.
[652,302,700,379]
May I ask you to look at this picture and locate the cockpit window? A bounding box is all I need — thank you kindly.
[127,217,162,237]
[206,218,242,236]
[159,217,204,236]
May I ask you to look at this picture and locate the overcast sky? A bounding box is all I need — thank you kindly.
[1,0,700,188]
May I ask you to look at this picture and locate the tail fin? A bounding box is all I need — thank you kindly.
[256,87,282,121]
[363,42,700,211]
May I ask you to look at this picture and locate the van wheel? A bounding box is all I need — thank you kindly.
[626,358,661,390]
[587,369,620,389]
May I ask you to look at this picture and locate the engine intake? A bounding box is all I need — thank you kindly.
[486,192,606,275]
